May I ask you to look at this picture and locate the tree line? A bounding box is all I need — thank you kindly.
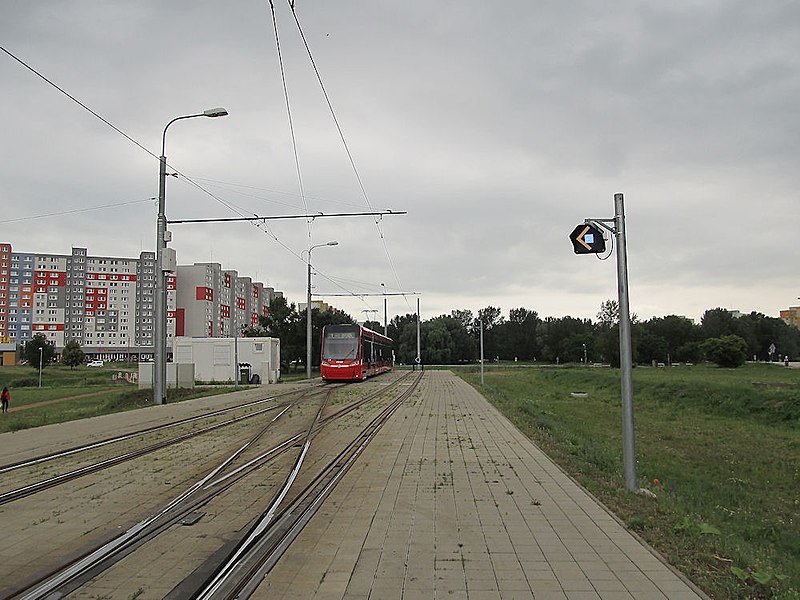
[385,301,799,368]
[252,297,799,370]
[18,297,799,373]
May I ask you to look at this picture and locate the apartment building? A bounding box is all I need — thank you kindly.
[0,243,280,360]
[175,262,281,339]
[780,306,800,329]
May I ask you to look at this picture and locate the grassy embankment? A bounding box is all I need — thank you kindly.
[458,364,799,600]
[0,364,237,434]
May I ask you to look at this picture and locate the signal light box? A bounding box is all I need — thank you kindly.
[569,223,606,254]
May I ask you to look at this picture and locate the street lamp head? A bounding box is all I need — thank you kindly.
[203,107,229,118]
[326,241,339,246]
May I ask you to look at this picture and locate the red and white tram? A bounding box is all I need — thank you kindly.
[320,324,394,381]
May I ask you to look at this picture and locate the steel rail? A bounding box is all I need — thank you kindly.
[1,385,335,504]
[12,392,319,600]
[195,389,333,599]
[191,371,423,599]
[9,376,401,600]
[0,386,321,475]
[0,403,281,505]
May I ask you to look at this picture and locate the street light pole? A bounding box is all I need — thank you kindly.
[38,347,43,388]
[380,283,388,336]
[154,108,228,406]
[480,318,484,385]
[306,241,338,380]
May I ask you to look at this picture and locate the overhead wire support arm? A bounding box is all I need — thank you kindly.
[316,292,418,297]
[168,210,406,225]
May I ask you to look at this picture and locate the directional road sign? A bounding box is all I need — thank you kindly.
[569,223,606,254]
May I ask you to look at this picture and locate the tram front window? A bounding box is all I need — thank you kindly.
[323,332,359,360]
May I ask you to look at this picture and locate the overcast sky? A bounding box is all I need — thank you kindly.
[2,1,798,325]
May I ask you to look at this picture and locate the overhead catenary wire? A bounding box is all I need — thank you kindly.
[0,198,155,224]
[268,0,312,246]
[0,45,157,162]
[286,3,411,311]
[187,175,385,212]
[0,42,388,314]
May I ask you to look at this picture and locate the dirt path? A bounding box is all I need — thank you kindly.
[6,389,115,413]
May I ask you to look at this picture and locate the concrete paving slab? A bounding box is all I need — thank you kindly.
[256,371,708,599]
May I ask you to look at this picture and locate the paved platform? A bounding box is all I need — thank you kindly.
[258,371,707,599]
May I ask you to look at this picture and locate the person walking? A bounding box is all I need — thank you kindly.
[1,386,9,413]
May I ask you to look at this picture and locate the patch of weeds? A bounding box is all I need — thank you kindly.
[731,565,789,598]
[627,516,649,532]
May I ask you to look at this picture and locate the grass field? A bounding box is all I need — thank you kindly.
[0,364,238,434]
[458,364,799,600]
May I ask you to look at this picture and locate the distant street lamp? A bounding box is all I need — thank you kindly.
[38,346,43,388]
[154,108,228,406]
[306,241,338,380]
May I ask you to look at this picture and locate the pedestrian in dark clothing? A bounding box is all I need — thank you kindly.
[1,386,9,413]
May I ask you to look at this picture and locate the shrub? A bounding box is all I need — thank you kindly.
[701,335,748,368]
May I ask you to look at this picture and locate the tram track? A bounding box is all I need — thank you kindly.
[3,371,420,600]
[0,384,334,505]
[176,370,423,599]
[2,384,328,600]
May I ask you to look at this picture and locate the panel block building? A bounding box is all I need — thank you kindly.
[0,243,281,361]
[175,262,281,339]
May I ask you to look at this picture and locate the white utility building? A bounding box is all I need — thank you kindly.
[173,336,280,384]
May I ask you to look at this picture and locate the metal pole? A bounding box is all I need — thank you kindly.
[305,241,338,381]
[38,347,43,388]
[234,310,239,389]
[154,108,227,406]
[154,151,168,405]
[615,193,637,492]
[382,284,388,336]
[416,297,421,368]
[480,318,484,385]
[306,254,313,380]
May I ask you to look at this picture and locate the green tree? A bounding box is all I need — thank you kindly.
[701,335,748,368]
[732,311,800,361]
[597,299,619,326]
[22,333,56,369]
[363,320,382,332]
[674,341,702,363]
[61,339,85,369]
[420,315,475,364]
[444,315,477,362]
[450,309,475,333]
[259,296,303,372]
[635,328,668,364]
[398,318,420,364]
[506,307,540,360]
[421,318,454,364]
[476,306,504,360]
[639,315,699,363]
[389,313,418,364]
[700,308,735,339]
[538,316,593,363]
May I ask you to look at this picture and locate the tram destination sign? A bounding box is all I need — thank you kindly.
[569,223,606,254]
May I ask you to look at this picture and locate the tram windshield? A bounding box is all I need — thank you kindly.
[323,326,360,360]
